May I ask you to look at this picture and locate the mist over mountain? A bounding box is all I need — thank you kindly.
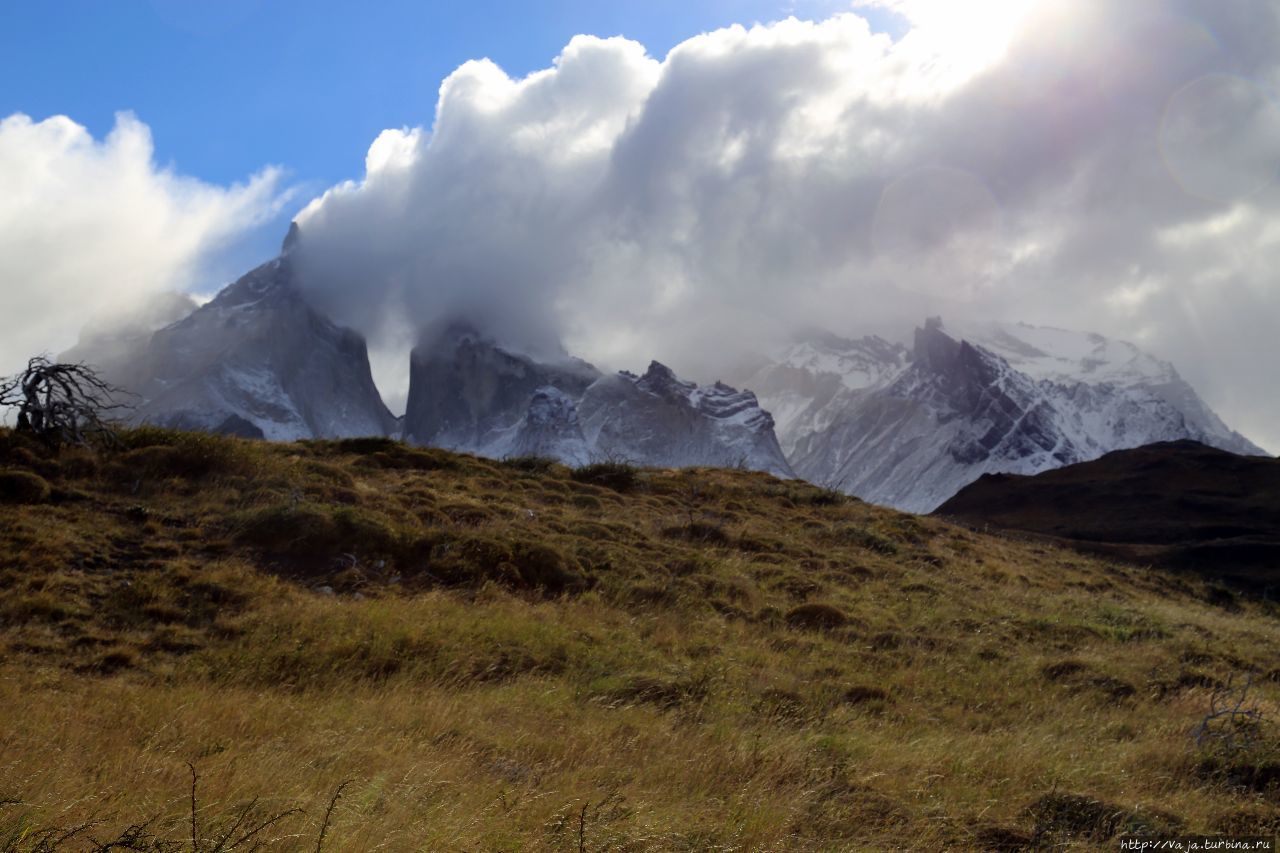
[4,1,1279,455]
[61,238,1261,512]
[277,0,1280,451]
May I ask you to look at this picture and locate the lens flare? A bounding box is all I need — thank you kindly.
[1159,73,1280,203]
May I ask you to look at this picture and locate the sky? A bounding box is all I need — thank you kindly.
[2,0,1279,452]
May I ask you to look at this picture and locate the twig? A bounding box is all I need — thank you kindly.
[189,762,200,852]
[315,780,353,852]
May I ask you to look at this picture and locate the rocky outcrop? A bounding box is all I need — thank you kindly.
[67,229,397,440]
[403,328,794,476]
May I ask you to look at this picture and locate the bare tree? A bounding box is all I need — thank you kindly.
[1194,672,1269,754]
[0,356,134,447]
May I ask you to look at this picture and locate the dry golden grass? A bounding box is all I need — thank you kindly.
[1,427,1278,850]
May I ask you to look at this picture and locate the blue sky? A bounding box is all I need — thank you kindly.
[2,0,884,190]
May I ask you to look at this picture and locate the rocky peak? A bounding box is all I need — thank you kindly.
[404,324,600,449]
[635,360,697,404]
[912,317,963,374]
[281,221,301,255]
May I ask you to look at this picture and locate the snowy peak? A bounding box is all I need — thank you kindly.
[402,330,794,477]
[67,242,398,442]
[580,367,795,477]
[773,331,909,392]
[757,317,1264,511]
[956,320,1177,388]
[634,360,695,403]
[631,362,775,430]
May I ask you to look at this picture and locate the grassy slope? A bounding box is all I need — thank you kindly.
[0,428,1278,851]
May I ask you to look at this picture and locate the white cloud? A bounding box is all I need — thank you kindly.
[0,111,287,377]
[282,2,1280,452]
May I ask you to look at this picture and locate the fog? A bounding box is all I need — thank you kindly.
[291,1,1280,451]
[0,112,286,376]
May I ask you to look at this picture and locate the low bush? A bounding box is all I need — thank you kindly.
[409,532,586,594]
[1023,792,1182,841]
[233,503,405,567]
[572,461,640,492]
[115,431,250,479]
[501,455,561,474]
[0,469,51,504]
[784,602,849,631]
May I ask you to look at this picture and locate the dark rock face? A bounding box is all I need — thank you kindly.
[403,322,600,450]
[402,329,795,476]
[893,323,1079,468]
[934,440,1280,591]
[66,236,397,440]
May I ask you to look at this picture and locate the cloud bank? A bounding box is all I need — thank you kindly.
[292,0,1280,451]
[5,1,1275,452]
[0,111,286,377]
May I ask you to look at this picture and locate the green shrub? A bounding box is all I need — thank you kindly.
[0,470,51,504]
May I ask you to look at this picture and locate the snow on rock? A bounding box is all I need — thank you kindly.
[403,327,795,477]
[755,317,1265,512]
[579,362,795,477]
[66,229,397,440]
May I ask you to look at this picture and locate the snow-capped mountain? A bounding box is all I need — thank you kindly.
[68,228,397,440]
[744,329,909,456]
[403,324,795,477]
[578,362,795,476]
[748,318,1263,512]
[63,217,1258,502]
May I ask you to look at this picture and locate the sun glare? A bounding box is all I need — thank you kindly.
[874,0,1047,75]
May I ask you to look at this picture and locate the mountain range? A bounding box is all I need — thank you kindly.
[744,318,1262,511]
[65,226,1266,511]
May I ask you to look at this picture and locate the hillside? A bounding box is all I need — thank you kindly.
[2,428,1279,850]
[935,441,1280,592]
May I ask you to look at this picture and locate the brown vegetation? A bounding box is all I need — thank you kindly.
[1,427,1278,850]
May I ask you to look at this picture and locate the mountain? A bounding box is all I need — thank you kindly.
[743,328,909,458]
[403,321,600,457]
[747,318,1264,512]
[67,228,397,441]
[403,324,795,477]
[934,440,1280,591]
[956,320,1259,452]
[62,291,199,379]
[578,362,795,475]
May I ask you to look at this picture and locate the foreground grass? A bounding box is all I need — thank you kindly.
[0,428,1278,850]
